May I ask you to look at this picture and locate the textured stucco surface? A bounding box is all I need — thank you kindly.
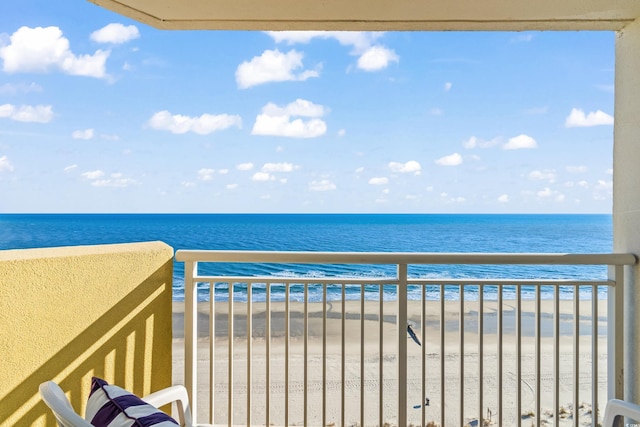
[0,241,174,427]
[614,18,640,404]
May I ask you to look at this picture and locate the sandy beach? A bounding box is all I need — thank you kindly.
[172,298,608,426]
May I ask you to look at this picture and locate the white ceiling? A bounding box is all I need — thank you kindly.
[88,0,640,31]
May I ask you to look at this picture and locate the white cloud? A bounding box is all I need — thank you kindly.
[429,108,443,116]
[237,162,254,171]
[181,181,196,187]
[252,99,327,138]
[529,169,556,182]
[226,183,238,190]
[90,23,140,44]
[236,49,319,89]
[537,188,552,197]
[503,134,537,150]
[63,164,77,172]
[357,45,399,71]
[498,194,509,203]
[338,129,346,137]
[218,169,229,175]
[309,179,336,191]
[565,108,614,128]
[72,128,94,140]
[594,180,613,191]
[82,170,105,180]
[444,82,452,92]
[266,31,384,52]
[389,160,421,175]
[0,104,53,123]
[91,173,137,187]
[510,33,534,43]
[0,82,42,95]
[536,187,564,201]
[100,133,120,141]
[566,165,588,173]
[368,177,388,185]
[262,162,297,172]
[148,110,241,135]
[593,179,613,201]
[198,168,215,181]
[0,26,109,78]
[252,172,274,181]
[463,136,500,149]
[355,167,365,173]
[435,152,463,166]
[0,155,14,172]
[266,31,398,73]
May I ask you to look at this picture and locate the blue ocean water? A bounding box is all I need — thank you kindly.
[0,214,613,301]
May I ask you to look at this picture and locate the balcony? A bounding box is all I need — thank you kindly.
[174,250,636,427]
[1,244,637,426]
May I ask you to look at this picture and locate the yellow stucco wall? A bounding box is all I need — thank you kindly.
[0,241,174,426]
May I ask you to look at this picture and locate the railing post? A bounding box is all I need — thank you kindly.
[397,264,408,427]
[184,260,198,424]
[608,264,624,401]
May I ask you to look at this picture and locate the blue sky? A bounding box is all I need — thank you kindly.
[0,1,615,213]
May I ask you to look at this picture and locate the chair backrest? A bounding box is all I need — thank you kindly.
[603,399,640,427]
[39,381,93,427]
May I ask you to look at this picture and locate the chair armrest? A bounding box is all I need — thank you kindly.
[142,385,193,427]
[603,399,640,427]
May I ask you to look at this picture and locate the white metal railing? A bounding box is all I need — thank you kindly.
[174,251,636,427]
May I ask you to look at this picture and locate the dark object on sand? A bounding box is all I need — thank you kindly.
[407,324,421,346]
[413,398,430,409]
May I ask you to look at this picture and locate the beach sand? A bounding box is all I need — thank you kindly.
[172,299,608,426]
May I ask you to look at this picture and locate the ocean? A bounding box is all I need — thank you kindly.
[0,214,613,302]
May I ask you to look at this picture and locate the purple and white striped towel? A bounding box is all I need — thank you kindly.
[85,377,178,427]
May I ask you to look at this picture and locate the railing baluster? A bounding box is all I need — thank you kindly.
[210,281,215,425]
[247,282,252,427]
[440,283,445,427]
[184,261,198,425]
[398,264,408,427]
[459,283,464,427]
[536,285,541,427]
[285,282,290,427]
[323,282,327,427]
[592,284,598,427]
[228,282,234,427]
[554,285,560,427]
[421,283,426,427]
[517,285,522,427]
[379,282,384,427]
[361,283,365,427]
[498,284,503,427]
[266,282,271,427]
[304,282,309,427]
[341,282,346,427]
[574,285,580,427]
[479,284,484,427]
[608,265,624,401]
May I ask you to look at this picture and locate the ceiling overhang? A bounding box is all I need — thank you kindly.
[88,0,640,31]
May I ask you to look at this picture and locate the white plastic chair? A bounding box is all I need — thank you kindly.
[603,398,640,427]
[39,381,193,427]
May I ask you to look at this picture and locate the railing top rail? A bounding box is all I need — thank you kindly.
[174,250,637,266]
